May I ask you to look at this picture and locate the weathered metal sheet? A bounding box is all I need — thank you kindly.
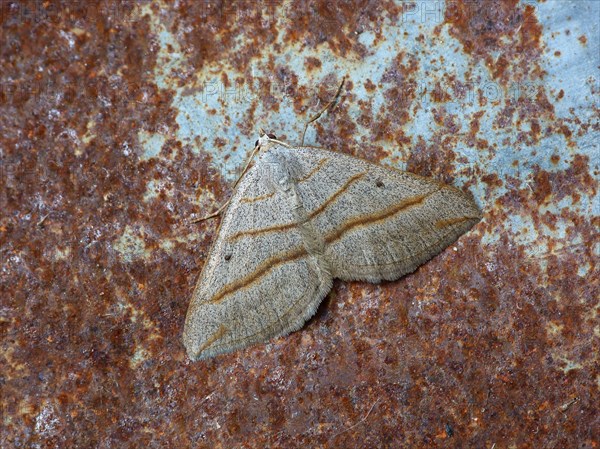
[1,1,598,447]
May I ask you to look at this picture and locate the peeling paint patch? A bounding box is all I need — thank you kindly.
[143,178,171,202]
[138,130,166,160]
[113,225,147,262]
[34,403,60,434]
[130,345,150,369]
[546,321,564,338]
[53,246,71,261]
[554,355,583,374]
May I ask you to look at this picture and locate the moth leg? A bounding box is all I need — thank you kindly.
[301,76,346,146]
[233,144,261,189]
[188,199,231,224]
[189,143,262,224]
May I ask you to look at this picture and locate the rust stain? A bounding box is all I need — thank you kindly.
[304,56,322,71]
[442,0,545,83]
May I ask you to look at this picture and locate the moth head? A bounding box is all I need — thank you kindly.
[255,132,277,149]
[255,132,289,151]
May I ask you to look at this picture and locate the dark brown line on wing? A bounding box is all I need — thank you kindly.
[198,324,228,353]
[209,246,308,304]
[435,216,480,229]
[240,192,275,204]
[307,171,367,221]
[227,171,367,242]
[325,189,439,244]
[228,221,298,241]
[297,158,329,183]
[208,273,321,352]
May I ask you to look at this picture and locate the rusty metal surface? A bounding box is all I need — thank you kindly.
[1,0,598,447]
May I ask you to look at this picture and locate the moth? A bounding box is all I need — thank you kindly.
[183,133,481,361]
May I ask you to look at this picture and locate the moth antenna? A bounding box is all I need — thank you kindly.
[268,137,291,148]
[301,76,346,146]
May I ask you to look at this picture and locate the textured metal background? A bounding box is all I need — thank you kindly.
[1,1,598,448]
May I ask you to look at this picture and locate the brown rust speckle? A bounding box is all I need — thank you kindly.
[304,56,322,71]
[442,0,544,83]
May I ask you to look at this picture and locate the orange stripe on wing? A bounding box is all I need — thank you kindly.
[240,192,276,204]
[197,324,228,353]
[325,189,438,244]
[297,157,329,183]
[227,171,367,242]
[208,246,308,304]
